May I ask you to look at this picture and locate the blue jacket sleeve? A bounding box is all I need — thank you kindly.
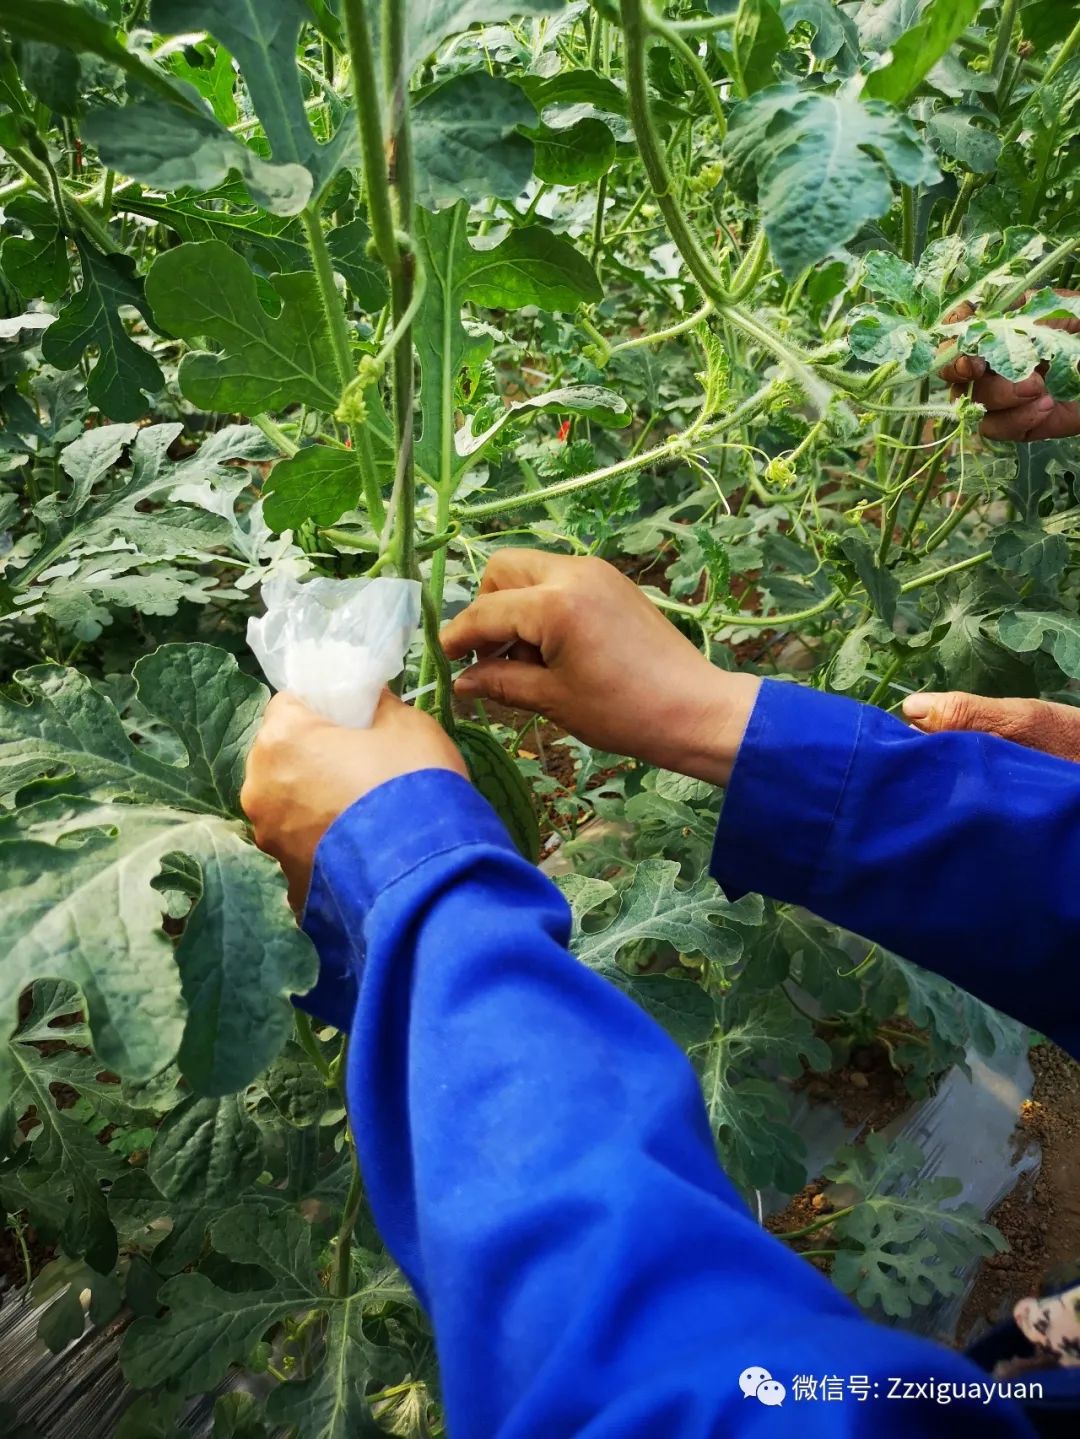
[301,770,1034,1439]
[712,680,1080,1057]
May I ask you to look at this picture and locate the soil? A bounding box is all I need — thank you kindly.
[765,1038,1080,1340]
[958,1040,1080,1344]
[795,1030,920,1131]
[764,1031,920,1278]
[0,1222,55,1303]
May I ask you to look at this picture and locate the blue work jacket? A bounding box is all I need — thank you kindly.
[300,679,1080,1437]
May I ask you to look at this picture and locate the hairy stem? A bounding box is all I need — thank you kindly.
[333,1155,363,1299]
[619,0,731,307]
[775,1205,857,1242]
[300,208,384,526]
[453,383,775,519]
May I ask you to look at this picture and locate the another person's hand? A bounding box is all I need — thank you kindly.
[440,550,760,785]
[940,296,1080,442]
[902,691,1080,764]
[242,690,468,908]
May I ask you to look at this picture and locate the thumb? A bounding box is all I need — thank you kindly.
[903,691,1080,762]
[902,691,1002,734]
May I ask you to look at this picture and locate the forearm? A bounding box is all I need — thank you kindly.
[712,680,1080,1055]
[304,771,1033,1438]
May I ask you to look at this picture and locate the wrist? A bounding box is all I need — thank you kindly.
[664,669,762,788]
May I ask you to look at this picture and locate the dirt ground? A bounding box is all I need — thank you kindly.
[765,1032,917,1280]
[765,1036,1080,1338]
[958,1040,1080,1342]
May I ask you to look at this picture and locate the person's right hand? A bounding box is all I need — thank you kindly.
[440,550,760,786]
[902,691,1080,764]
[940,295,1080,442]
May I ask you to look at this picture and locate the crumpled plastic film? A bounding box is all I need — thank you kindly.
[247,575,422,729]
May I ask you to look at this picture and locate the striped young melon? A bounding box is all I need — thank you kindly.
[457,721,541,863]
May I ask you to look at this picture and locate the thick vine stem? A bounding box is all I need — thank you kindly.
[420,586,455,733]
[619,0,838,412]
[341,0,401,282]
[252,413,300,457]
[300,206,385,527]
[341,0,417,581]
[618,0,732,307]
[453,382,776,519]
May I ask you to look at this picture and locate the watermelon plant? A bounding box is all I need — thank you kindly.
[0,0,1078,1430]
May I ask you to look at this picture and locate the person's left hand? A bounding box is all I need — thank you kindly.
[242,689,468,909]
[902,691,1080,764]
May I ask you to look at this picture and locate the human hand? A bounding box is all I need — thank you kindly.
[940,295,1080,442]
[902,691,1080,764]
[242,689,468,908]
[440,550,760,786]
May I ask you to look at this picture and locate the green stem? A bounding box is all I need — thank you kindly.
[991,0,1022,86]
[716,589,843,630]
[722,302,835,413]
[652,16,726,134]
[341,0,399,277]
[333,1155,363,1299]
[902,456,940,548]
[901,184,915,265]
[591,172,607,273]
[944,173,977,236]
[420,584,455,731]
[999,14,1080,151]
[866,656,903,708]
[300,208,384,525]
[294,1012,332,1082]
[776,1205,857,1242]
[898,548,992,593]
[453,383,775,519]
[252,413,300,457]
[922,488,982,553]
[381,0,418,584]
[727,229,769,303]
[301,206,353,386]
[667,14,737,34]
[619,0,731,308]
[609,299,713,357]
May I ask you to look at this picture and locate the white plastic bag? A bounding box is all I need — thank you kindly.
[247,575,421,729]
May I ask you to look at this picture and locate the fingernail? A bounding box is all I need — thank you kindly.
[902,694,939,722]
[1038,395,1055,413]
[453,672,476,695]
[955,357,971,381]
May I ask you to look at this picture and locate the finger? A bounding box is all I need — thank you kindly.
[441,589,547,660]
[1036,401,1080,441]
[454,657,552,713]
[943,302,975,326]
[903,692,1080,762]
[478,547,577,597]
[971,370,1047,411]
[940,353,987,387]
[981,394,1056,441]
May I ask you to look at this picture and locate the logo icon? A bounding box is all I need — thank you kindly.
[739,1367,787,1406]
